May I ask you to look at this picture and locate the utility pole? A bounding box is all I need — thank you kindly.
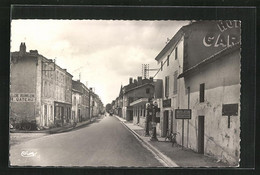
[145,98,153,136]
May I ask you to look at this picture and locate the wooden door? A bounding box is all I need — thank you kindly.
[198,116,205,154]
[163,110,169,137]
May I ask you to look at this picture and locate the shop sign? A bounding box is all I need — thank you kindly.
[175,109,192,119]
[10,93,35,102]
[203,20,240,48]
[163,99,171,108]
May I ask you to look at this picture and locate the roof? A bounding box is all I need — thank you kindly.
[154,21,208,62]
[124,83,154,94]
[178,42,240,79]
[155,29,184,61]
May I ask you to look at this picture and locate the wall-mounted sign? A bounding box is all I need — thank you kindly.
[163,99,171,108]
[10,93,35,102]
[222,103,238,116]
[203,20,240,48]
[175,109,192,119]
[155,117,160,123]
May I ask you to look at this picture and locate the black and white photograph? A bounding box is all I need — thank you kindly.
[9,18,243,168]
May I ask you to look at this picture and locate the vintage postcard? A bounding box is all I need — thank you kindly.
[9,12,242,167]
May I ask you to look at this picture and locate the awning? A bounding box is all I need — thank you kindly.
[130,98,149,106]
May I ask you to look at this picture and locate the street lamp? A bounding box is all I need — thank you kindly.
[145,100,153,136]
[150,100,160,141]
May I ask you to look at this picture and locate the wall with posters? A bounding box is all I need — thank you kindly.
[10,46,38,122]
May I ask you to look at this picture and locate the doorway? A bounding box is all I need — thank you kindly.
[44,105,47,126]
[137,107,140,124]
[163,110,169,137]
[78,109,81,122]
[170,110,173,133]
[198,116,205,154]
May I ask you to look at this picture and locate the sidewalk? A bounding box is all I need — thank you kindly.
[10,116,100,134]
[10,117,101,146]
[114,115,229,167]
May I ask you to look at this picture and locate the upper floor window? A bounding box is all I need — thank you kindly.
[167,55,169,66]
[161,61,163,71]
[165,76,169,98]
[173,71,178,94]
[175,47,178,60]
[200,83,205,103]
[143,105,146,117]
[146,88,150,94]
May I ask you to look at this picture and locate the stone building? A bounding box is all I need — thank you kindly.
[154,21,241,165]
[90,91,104,118]
[53,66,73,127]
[72,80,90,123]
[10,43,73,128]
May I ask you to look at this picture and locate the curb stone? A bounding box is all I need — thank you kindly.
[115,115,179,167]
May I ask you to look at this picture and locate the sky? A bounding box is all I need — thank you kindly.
[11,20,189,105]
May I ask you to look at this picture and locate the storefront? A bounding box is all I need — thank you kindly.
[130,98,148,128]
[54,101,72,126]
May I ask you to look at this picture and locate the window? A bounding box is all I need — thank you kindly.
[74,97,76,105]
[146,88,150,94]
[200,83,205,103]
[161,61,163,71]
[165,76,169,98]
[187,87,190,108]
[50,106,53,120]
[175,47,178,60]
[173,71,178,94]
[143,105,146,117]
[44,81,47,97]
[167,55,169,66]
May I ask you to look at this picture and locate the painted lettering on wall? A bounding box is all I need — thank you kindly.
[10,93,35,102]
[203,20,240,47]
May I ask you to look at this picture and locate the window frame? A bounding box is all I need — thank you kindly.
[199,83,205,103]
[175,47,178,60]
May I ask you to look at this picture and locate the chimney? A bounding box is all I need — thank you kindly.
[29,50,38,55]
[137,76,142,85]
[19,42,26,57]
[129,77,133,84]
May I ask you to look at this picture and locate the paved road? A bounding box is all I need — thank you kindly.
[9,115,163,167]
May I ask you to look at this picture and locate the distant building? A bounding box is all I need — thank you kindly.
[72,80,90,123]
[122,77,154,122]
[10,43,73,128]
[116,86,123,117]
[89,88,104,118]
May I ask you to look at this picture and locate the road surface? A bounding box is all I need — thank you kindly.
[9,115,163,167]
